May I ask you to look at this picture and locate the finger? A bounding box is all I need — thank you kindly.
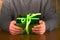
[40,24,46,30]
[32,28,44,34]
[10,27,23,32]
[9,29,17,35]
[32,28,40,31]
[10,32,20,35]
[32,25,41,31]
[39,30,45,34]
[34,25,41,28]
[9,26,23,35]
[33,25,41,30]
[32,29,40,34]
[10,31,16,35]
[32,30,45,35]
[15,31,23,35]
[10,30,23,35]
[33,25,46,31]
[12,25,23,30]
[39,20,44,24]
[10,29,23,35]
[32,27,45,32]
[11,20,16,24]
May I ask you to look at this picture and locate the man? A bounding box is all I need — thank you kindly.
[0,0,58,35]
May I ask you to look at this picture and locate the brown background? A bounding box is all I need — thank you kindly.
[0,0,2,10]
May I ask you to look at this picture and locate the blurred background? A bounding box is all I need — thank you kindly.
[54,0,60,27]
[0,0,2,10]
[0,0,60,27]
[57,0,60,27]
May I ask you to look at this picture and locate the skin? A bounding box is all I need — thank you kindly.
[9,20,46,35]
[9,20,24,35]
[32,20,46,35]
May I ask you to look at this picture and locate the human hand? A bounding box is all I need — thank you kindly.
[9,20,23,35]
[32,20,46,35]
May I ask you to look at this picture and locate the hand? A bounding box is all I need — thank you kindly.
[9,20,23,35]
[32,20,46,35]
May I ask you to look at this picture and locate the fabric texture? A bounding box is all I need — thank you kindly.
[0,0,58,32]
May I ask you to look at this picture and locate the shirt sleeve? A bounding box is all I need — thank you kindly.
[0,0,12,32]
[41,0,58,31]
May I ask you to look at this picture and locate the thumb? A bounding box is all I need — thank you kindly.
[11,20,16,24]
[39,20,44,24]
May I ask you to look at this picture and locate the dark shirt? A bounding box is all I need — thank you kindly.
[0,0,58,32]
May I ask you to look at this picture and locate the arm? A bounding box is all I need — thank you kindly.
[0,0,24,35]
[41,0,58,31]
[0,0,12,32]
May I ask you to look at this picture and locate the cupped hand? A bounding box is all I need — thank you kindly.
[32,20,46,35]
[9,20,23,35]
